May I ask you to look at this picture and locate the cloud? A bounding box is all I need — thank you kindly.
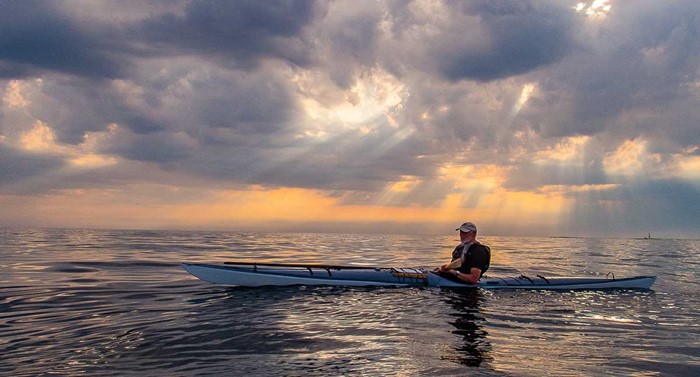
[312,1,384,87]
[0,143,64,190]
[395,0,578,82]
[134,0,323,69]
[445,1,576,82]
[1,0,700,236]
[564,178,700,237]
[523,0,700,139]
[0,1,127,79]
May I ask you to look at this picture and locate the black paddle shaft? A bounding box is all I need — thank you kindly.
[223,261,383,270]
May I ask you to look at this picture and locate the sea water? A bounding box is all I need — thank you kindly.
[1,229,698,376]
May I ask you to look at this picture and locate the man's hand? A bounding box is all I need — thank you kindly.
[441,260,462,271]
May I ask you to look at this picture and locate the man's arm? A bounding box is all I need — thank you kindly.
[437,258,462,272]
[453,268,481,284]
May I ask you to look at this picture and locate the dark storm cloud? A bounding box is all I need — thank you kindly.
[261,128,425,191]
[566,178,700,236]
[1,1,322,80]
[0,144,64,189]
[24,78,165,145]
[124,115,166,135]
[315,2,383,87]
[104,131,195,163]
[0,1,126,79]
[434,0,577,82]
[524,0,700,141]
[74,64,301,164]
[504,162,609,192]
[136,0,322,68]
[627,180,700,234]
[176,124,426,192]
[181,70,294,136]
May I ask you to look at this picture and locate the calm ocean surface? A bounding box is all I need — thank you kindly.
[1,229,698,376]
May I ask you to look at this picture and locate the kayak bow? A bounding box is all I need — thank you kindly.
[182,262,656,290]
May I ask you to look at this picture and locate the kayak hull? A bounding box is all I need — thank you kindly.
[183,263,412,287]
[183,263,656,290]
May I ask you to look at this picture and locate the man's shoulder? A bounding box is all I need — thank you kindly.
[470,243,490,254]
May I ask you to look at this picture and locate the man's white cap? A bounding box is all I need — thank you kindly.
[456,222,477,233]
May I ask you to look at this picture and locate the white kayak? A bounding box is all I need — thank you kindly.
[182,262,656,290]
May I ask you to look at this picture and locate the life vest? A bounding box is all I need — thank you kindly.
[451,241,490,277]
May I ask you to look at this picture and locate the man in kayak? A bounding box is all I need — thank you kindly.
[436,222,491,284]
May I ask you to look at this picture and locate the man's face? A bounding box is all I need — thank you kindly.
[460,230,475,241]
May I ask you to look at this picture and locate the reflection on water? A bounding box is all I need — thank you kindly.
[1,229,699,376]
[441,289,492,367]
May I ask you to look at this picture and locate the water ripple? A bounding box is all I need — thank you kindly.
[0,229,698,376]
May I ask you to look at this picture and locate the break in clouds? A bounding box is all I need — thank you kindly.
[1,0,699,235]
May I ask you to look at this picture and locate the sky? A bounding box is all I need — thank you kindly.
[1,0,699,237]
